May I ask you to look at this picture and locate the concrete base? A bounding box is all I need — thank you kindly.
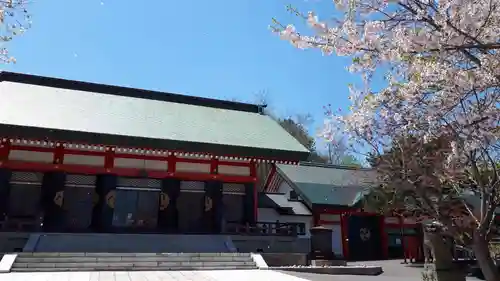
[310,259,347,266]
[0,254,17,273]
[250,253,268,269]
[230,235,310,253]
[272,265,383,275]
[31,233,233,253]
[260,253,308,267]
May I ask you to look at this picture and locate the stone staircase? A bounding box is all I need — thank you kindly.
[10,252,258,272]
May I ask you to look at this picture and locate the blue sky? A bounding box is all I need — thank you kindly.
[1,0,361,152]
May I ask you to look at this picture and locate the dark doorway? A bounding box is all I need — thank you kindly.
[222,183,245,229]
[177,181,205,233]
[347,215,383,261]
[63,186,95,231]
[112,188,160,232]
[7,171,43,232]
[63,174,97,232]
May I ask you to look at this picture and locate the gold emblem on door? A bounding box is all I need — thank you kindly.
[204,196,213,211]
[360,228,371,241]
[105,190,116,209]
[53,191,64,207]
[159,192,170,210]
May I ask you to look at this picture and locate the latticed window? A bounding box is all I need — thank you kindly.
[222,183,245,195]
[65,174,96,187]
[8,172,43,217]
[180,181,205,192]
[117,177,161,188]
[10,171,43,185]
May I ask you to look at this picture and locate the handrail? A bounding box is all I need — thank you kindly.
[224,221,306,236]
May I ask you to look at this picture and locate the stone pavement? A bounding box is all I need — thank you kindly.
[2,270,311,281]
[280,259,483,281]
[0,260,485,281]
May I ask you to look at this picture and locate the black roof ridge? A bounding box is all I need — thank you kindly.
[0,71,262,113]
[297,161,373,171]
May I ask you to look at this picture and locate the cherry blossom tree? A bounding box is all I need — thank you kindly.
[0,0,31,63]
[271,0,499,280]
[364,135,480,281]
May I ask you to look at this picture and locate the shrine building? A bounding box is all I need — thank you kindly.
[0,71,310,236]
[262,162,429,261]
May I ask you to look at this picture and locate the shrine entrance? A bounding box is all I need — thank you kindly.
[109,177,161,232]
[347,215,384,261]
[176,181,207,233]
[112,188,160,231]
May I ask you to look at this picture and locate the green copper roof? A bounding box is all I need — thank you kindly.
[0,72,310,160]
[276,163,378,207]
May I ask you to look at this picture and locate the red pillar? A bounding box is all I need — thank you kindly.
[53,143,65,171]
[341,212,349,259]
[0,139,11,163]
[313,211,320,226]
[379,215,389,259]
[104,146,115,172]
[400,216,408,263]
[167,154,176,174]
[250,162,258,222]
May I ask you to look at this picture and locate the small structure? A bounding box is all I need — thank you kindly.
[309,226,334,260]
[263,162,387,260]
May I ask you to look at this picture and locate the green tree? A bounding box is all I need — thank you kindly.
[278,116,328,163]
[339,154,361,167]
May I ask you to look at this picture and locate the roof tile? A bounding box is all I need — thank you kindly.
[0,80,309,157]
[276,163,378,207]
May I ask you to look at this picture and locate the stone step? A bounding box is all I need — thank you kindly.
[12,261,255,268]
[10,252,258,272]
[15,256,252,263]
[18,252,249,257]
[11,265,258,272]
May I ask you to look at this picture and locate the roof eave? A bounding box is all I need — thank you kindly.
[313,203,357,210]
[0,124,309,161]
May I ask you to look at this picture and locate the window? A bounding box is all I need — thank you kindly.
[296,223,306,235]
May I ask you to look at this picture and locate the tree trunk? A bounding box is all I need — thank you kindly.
[426,230,466,281]
[472,231,500,281]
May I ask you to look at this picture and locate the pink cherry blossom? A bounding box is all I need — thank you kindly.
[271,0,499,169]
[272,2,499,279]
[0,0,31,63]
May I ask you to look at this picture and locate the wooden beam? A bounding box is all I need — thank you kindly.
[1,160,257,183]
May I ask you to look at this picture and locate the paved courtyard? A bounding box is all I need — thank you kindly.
[282,260,483,281]
[0,260,484,281]
[1,270,309,281]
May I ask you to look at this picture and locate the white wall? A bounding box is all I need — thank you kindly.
[276,180,305,201]
[257,207,312,238]
[277,180,293,198]
[320,224,344,258]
